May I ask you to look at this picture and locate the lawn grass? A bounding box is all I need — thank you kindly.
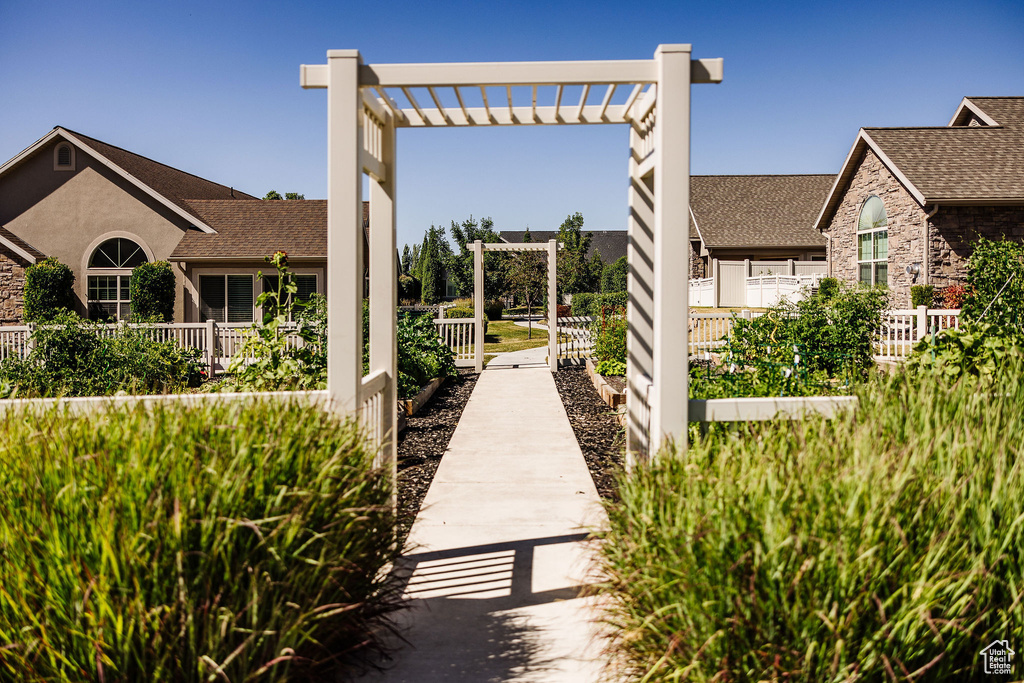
[484,320,550,354]
[596,363,1024,681]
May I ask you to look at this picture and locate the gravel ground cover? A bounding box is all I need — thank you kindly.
[396,369,478,545]
[553,366,625,501]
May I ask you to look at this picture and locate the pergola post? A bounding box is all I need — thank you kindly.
[548,239,558,373]
[368,111,398,479]
[473,239,484,372]
[650,44,692,456]
[325,49,364,410]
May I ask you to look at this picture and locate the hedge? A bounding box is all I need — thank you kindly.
[129,260,176,321]
[23,257,75,322]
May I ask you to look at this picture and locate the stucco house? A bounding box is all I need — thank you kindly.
[0,127,352,324]
[815,96,1024,307]
[688,174,832,278]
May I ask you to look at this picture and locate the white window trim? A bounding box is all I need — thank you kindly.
[856,196,888,287]
[82,234,154,321]
[87,273,132,321]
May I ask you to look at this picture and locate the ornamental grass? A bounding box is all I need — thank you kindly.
[0,399,399,682]
[596,364,1023,681]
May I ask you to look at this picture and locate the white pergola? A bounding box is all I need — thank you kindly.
[301,45,723,470]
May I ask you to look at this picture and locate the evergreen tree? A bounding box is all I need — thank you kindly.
[556,212,596,294]
[448,215,506,299]
[401,244,412,275]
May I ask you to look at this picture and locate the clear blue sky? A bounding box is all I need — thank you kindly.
[2,0,1022,252]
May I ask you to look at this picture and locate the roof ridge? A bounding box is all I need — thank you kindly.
[58,126,255,198]
[864,125,1006,131]
[692,173,834,178]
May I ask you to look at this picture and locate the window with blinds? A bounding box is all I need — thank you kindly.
[200,275,254,323]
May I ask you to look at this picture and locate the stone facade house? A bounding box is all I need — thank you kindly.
[0,127,362,324]
[688,174,833,278]
[815,96,1024,307]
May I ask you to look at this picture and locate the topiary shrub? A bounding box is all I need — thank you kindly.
[910,284,935,308]
[129,261,176,322]
[445,305,486,333]
[23,257,76,322]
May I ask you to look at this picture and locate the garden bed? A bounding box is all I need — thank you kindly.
[585,358,626,413]
[553,365,625,501]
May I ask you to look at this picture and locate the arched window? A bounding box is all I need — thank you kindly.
[857,195,888,286]
[87,237,148,320]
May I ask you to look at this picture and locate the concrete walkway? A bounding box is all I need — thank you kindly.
[362,367,611,682]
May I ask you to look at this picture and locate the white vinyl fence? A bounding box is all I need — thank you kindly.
[0,322,307,376]
[434,317,476,367]
[692,258,829,308]
[745,274,826,308]
[875,307,961,359]
[557,315,596,362]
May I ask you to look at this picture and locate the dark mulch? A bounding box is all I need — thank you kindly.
[396,369,478,545]
[554,366,626,501]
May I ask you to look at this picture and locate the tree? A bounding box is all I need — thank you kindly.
[263,190,304,200]
[419,225,449,305]
[504,228,547,339]
[401,244,412,275]
[448,215,507,299]
[410,243,421,275]
[556,212,597,295]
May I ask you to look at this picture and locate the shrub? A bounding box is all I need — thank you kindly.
[593,308,626,365]
[22,257,75,322]
[484,299,504,321]
[907,320,1023,379]
[397,313,456,398]
[910,283,935,308]
[597,365,1024,681]
[601,255,628,293]
[595,359,626,376]
[0,311,206,398]
[571,291,628,317]
[129,260,176,321]
[961,238,1024,330]
[0,400,399,681]
[446,305,475,319]
[398,274,421,301]
[816,276,840,300]
[937,283,967,309]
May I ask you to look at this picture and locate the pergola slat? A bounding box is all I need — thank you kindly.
[598,84,616,120]
[400,87,429,126]
[574,84,590,123]
[454,86,471,124]
[427,87,452,124]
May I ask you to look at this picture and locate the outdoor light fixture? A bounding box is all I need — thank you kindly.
[906,262,922,283]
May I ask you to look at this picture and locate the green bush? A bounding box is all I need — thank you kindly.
[597,365,1024,681]
[910,283,935,308]
[816,276,840,300]
[0,400,398,682]
[398,274,420,301]
[571,291,628,317]
[593,309,626,365]
[484,299,504,321]
[961,237,1024,330]
[23,257,76,322]
[397,313,456,398]
[446,305,474,319]
[907,321,1023,379]
[0,312,206,398]
[595,359,626,376]
[601,255,628,293]
[129,260,176,322]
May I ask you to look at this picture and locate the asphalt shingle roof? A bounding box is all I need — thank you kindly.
[172,200,328,259]
[63,128,259,215]
[0,226,46,260]
[864,97,1024,201]
[498,230,628,263]
[689,175,834,248]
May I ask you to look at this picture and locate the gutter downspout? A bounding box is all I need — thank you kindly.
[923,204,939,285]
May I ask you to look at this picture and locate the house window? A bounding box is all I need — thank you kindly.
[54,143,75,171]
[857,195,888,286]
[87,237,148,321]
[200,275,254,323]
[261,274,317,320]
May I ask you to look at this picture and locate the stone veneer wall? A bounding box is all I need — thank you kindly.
[824,149,925,308]
[689,240,704,279]
[0,247,28,324]
[929,205,1024,290]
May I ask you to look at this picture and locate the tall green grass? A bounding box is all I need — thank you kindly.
[0,399,398,681]
[597,366,1024,681]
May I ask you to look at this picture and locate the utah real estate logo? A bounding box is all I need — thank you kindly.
[980,639,1015,675]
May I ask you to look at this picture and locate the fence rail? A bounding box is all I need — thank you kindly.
[556,315,595,362]
[745,274,825,308]
[434,318,476,367]
[0,321,305,375]
[876,307,961,359]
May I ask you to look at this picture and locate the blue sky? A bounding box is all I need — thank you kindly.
[2,0,1022,251]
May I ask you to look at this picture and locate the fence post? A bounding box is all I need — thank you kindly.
[712,258,720,309]
[917,305,928,342]
[744,258,751,278]
[788,258,795,275]
[206,319,217,377]
[742,309,751,321]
